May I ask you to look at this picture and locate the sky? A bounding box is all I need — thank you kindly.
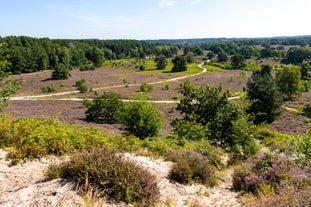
[0,0,310,40]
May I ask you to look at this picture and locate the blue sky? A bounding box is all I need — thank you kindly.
[1,0,310,39]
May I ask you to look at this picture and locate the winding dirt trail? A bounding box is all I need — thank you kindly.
[10,63,207,101]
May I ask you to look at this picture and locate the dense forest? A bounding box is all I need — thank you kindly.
[1,36,311,76]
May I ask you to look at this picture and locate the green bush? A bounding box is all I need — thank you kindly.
[122,95,163,139]
[85,92,124,124]
[47,148,160,206]
[79,64,95,71]
[77,84,89,93]
[52,63,71,80]
[40,84,59,93]
[167,150,217,186]
[139,83,153,92]
[75,78,86,87]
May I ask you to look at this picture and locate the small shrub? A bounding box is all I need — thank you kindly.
[75,79,86,87]
[47,148,160,206]
[162,84,170,90]
[139,83,153,92]
[79,64,95,71]
[77,84,89,93]
[167,150,217,186]
[139,64,145,71]
[41,84,59,93]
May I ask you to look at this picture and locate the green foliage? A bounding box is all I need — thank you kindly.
[75,78,86,87]
[139,64,145,71]
[282,46,311,65]
[231,54,245,69]
[77,84,89,93]
[246,65,283,124]
[139,83,154,92]
[0,44,21,112]
[79,64,95,71]
[122,95,163,139]
[154,55,168,70]
[84,92,124,124]
[174,80,239,145]
[171,115,209,141]
[52,63,71,80]
[47,148,160,206]
[286,133,311,166]
[276,64,303,100]
[167,150,217,186]
[171,55,187,72]
[40,83,59,93]
[173,80,258,161]
[0,115,105,164]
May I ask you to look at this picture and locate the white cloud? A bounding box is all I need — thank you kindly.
[189,0,201,5]
[158,0,177,7]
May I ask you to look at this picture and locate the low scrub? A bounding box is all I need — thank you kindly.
[233,152,311,206]
[0,115,104,164]
[40,83,59,93]
[167,150,217,186]
[47,148,160,206]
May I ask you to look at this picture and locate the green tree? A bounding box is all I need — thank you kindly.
[154,56,167,70]
[185,52,195,63]
[217,51,228,62]
[246,65,283,124]
[171,55,187,72]
[301,62,311,80]
[173,80,239,145]
[283,46,311,65]
[84,92,124,124]
[52,63,71,80]
[231,54,245,69]
[276,65,303,100]
[122,95,163,139]
[0,43,21,112]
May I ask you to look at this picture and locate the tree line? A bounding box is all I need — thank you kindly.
[0,36,159,74]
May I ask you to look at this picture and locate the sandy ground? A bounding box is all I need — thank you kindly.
[0,149,243,207]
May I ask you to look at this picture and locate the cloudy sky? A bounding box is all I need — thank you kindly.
[1,0,310,39]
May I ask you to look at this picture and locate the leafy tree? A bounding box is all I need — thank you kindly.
[301,62,311,80]
[84,92,124,124]
[283,46,311,65]
[173,80,239,145]
[154,56,168,70]
[122,95,163,139]
[86,47,104,67]
[185,52,195,63]
[52,63,71,80]
[0,43,21,112]
[217,51,228,62]
[231,54,245,69]
[171,55,187,72]
[276,65,303,100]
[246,65,283,124]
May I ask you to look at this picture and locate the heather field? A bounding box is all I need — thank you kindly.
[5,62,311,136]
